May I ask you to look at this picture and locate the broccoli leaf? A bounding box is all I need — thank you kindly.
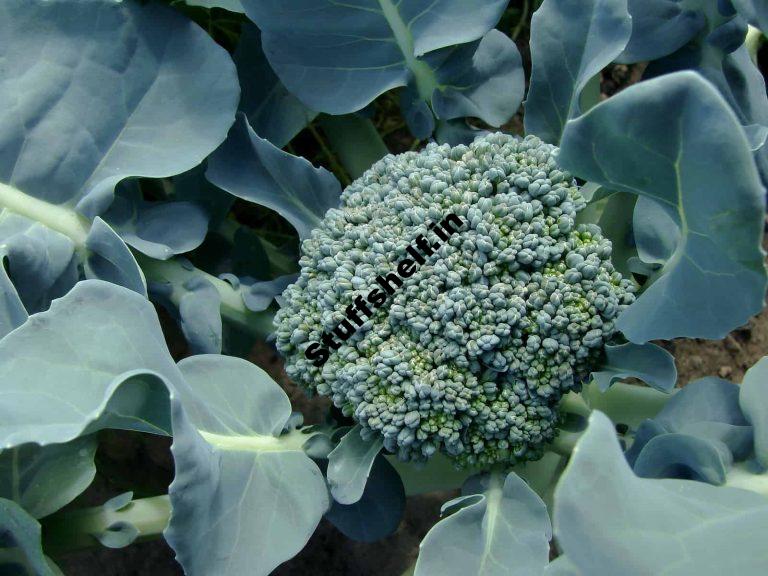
[183,0,245,12]
[242,0,520,136]
[618,0,707,63]
[554,411,768,575]
[83,218,147,298]
[625,376,753,483]
[591,342,677,392]
[325,455,405,542]
[0,0,238,219]
[0,437,97,520]
[104,181,209,261]
[740,355,768,467]
[558,71,767,342]
[169,355,329,576]
[732,0,768,31]
[414,471,552,576]
[524,0,632,144]
[0,281,329,576]
[0,498,59,576]
[207,114,343,240]
[327,425,384,505]
[234,24,317,148]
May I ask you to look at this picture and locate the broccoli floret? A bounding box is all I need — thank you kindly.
[275,133,635,467]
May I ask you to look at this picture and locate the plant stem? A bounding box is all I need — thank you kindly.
[581,380,675,429]
[318,114,390,180]
[43,495,171,556]
[136,252,275,340]
[0,183,90,245]
[511,0,530,40]
[549,430,583,456]
[746,25,763,64]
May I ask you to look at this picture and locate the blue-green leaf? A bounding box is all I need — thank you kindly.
[555,411,768,576]
[0,437,97,519]
[632,433,731,484]
[0,211,77,329]
[0,498,57,576]
[243,0,507,113]
[558,71,767,342]
[105,182,209,261]
[626,376,753,476]
[429,30,524,128]
[84,218,147,298]
[168,355,329,576]
[325,455,405,542]
[591,342,677,392]
[207,114,342,240]
[0,0,239,218]
[524,0,632,144]
[632,196,680,267]
[184,0,245,11]
[327,425,384,505]
[0,281,174,448]
[733,0,768,31]
[414,472,551,576]
[178,276,222,355]
[740,355,768,467]
[618,0,708,63]
[234,24,317,148]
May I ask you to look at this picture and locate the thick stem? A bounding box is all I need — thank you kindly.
[0,183,90,245]
[318,115,390,180]
[746,25,763,64]
[135,253,275,340]
[43,495,171,556]
[549,430,583,456]
[581,380,674,429]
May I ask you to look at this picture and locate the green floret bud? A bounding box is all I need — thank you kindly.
[274,133,636,468]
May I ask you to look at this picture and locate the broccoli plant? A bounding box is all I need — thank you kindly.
[0,1,767,575]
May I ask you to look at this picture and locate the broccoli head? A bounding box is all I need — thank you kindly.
[275,133,636,467]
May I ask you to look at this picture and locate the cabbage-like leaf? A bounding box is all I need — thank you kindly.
[0,282,329,576]
[0,210,77,335]
[184,0,245,12]
[558,71,766,342]
[625,376,754,482]
[105,181,209,261]
[83,218,147,298]
[0,0,239,219]
[554,411,768,575]
[0,437,97,520]
[242,0,518,135]
[740,355,768,467]
[0,498,58,576]
[591,342,677,392]
[414,472,551,576]
[327,425,384,505]
[325,455,405,542]
[524,0,632,144]
[234,24,317,148]
[168,355,329,576]
[0,281,174,447]
[207,114,343,240]
[411,30,524,137]
[618,0,708,63]
[733,0,768,31]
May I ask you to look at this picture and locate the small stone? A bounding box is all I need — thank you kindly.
[718,366,733,378]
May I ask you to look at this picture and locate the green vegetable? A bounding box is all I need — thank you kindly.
[275,133,635,467]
